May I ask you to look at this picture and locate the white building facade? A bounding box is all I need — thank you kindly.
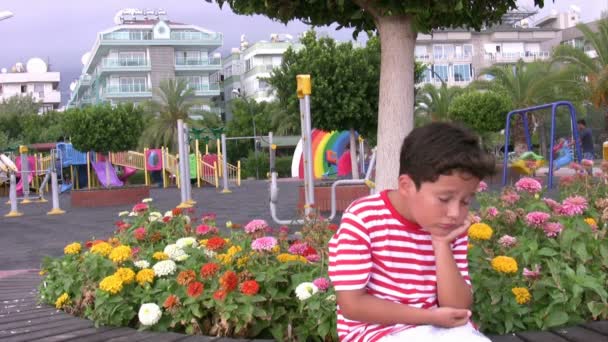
[0,59,61,113]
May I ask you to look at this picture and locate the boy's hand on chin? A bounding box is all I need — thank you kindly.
[426,219,470,244]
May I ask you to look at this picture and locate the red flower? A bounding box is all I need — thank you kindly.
[206,237,226,251]
[196,224,211,235]
[328,224,338,232]
[114,220,125,227]
[177,270,197,286]
[200,263,220,278]
[187,281,204,297]
[172,208,183,216]
[213,289,227,301]
[219,271,238,292]
[162,216,171,223]
[302,246,318,257]
[132,203,148,213]
[133,227,146,240]
[163,294,180,309]
[240,280,260,296]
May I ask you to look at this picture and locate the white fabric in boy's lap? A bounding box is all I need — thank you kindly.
[381,322,491,342]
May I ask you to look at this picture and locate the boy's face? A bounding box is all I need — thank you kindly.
[399,172,479,232]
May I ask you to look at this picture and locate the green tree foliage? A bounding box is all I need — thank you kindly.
[21,110,67,144]
[63,103,144,153]
[0,94,40,147]
[414,82,464,124]
[209,0,549,190]
[268,31,379,141]
[449,91,511,133]
[225,98,274,162]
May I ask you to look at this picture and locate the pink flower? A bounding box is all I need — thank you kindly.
[543,198,560,209]
[251,237,277,251]
[201,213,216,222]
[477,181,488,192]
[498,235,517,248]
[196,224,211,235]
[288,242,308,256]
[525,211,551,227]
[132,203,148,213]
[559,175,576,186]
[131,247,140,257]
[133,227,147,241]
[306,254,320,262]
[523,265,541,280]
[279,226,289,234]
[501,191,520,205]
[569,162,584,171]
[543,222,563,237]
[470,215,482,223]
[244,219,269,234]
[485,207,499,218]
[313,277,330,291]
[581,159,594,168]
[559,196,588,216]
[514,177,542,194]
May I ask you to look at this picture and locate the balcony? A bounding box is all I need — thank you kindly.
[99,57,150,73]
[100,30,222,47]
[170,31,223,44]
[243,64,276,79]
[31,90,61,104]
[103,84,152,98]
[415,54,473,64]
[102,31,153,41]
[175,57,221,71]
[79,74,92,86]
[485,51,550,63]
[187,83,221,97]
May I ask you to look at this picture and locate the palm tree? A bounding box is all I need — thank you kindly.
[139,79,198,152]
[473,60,581,153]
[414,82,464,124]
[552,19,608,135]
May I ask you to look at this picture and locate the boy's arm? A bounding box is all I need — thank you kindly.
[432,236,473,309]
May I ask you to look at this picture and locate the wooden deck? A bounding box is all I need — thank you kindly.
[1,271,606,342]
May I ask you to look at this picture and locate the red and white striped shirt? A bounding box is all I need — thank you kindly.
[328,190,470,342]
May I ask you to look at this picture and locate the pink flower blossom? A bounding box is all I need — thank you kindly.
[514,177,542,194]
[543,222,563,237]
[523,265,541,280]
[581,159,594,168]
[306,254,320,262]
[131,247,140,257]
[288,242,308,256]
[543,198,560,209]
[279,226,289,235]
[501,191,520,205]
[477,181,488,192]
[569,162,584,171]
[133,227,147,241]
[244,219,269,234]
[498,235,517,248]
[559,196,588,216]
[485,207,499,218]
[132,203,148,213]
[251,237,278,251]
[313,277,330,291]
[201,213,216,222]
[196,224,211,235]
[525,212,551,227]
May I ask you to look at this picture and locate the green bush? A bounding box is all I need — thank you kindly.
[449,91,511,133]
[242,151,269,179]
[275,156,293,178]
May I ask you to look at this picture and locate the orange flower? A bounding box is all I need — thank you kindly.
[200,263,220,278]
[163,294,180,310]
[206,237,226,251]
[240,280,260,296]
[172,208,183,216]
[213,289,227,301]
[219,271,238,292]
[177,270,197,286]
[186,281,204,298]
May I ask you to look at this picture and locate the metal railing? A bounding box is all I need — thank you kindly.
[198,157,219,188]
[103,31,153,41]
[170,31,223,42]
[104,84,150,94]
[110,151,145,170]
[175,57,221,66]
[102,57,148,67]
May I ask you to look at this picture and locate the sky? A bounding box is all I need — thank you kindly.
[0,0,602,104]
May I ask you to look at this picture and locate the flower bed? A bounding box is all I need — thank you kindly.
[39,162,608,339]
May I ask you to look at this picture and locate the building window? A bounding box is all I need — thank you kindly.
[453,64,472,82]
[119,77,147,92]
[21,85,27,93]
[258,80,269,90]
[34,84,44,97]
[433,45,454,60]
[0,85,3,94]
[432,65,449,83]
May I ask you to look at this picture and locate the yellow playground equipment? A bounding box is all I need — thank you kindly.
[510,151,546,175]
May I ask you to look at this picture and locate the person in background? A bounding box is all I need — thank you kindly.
[577,119,595,161]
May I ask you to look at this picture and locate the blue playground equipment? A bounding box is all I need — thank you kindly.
[56,142,88,191]
[502,101,583,189]
[552,138,574,170]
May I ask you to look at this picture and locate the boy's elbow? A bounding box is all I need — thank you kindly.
[336,290,365,320]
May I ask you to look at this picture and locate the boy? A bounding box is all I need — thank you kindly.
[328,123,495,341]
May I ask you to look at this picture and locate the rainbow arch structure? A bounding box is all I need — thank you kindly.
[291,129,355,179]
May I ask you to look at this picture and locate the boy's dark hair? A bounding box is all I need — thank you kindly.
[400,122,495,189]
[577,119,586,126]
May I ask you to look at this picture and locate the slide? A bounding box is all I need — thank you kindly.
[91,161,124,187]
[118,166,138,181]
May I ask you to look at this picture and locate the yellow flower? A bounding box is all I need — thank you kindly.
[468,223,493,241]
[136,268,155,286]
[512,287,531,304]
[277,253,307,263]
[64,242,81,255]
[227,245,242,257]
[467,243,474,250]
[99,275,123,294]
[39,270,47,276]
[224,238,231,245]
[217,253,233,265]
[271,245,281,254]
[491,256,518,274]
[55,293,70,309]
[199,239,208,247]
[152,252,169,261]
[114,267,135,285]
[91,242,112,257]
[109,245,132,264]
[236,256,249,268]
[585,218,597,227]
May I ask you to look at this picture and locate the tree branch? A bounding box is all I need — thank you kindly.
[352,0,380,22]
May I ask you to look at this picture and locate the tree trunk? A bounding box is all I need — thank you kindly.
[375,15,416,191]
[349,128,360,179]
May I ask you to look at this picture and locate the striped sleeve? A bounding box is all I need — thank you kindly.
[328,210,372,291]
[452,233,471,286]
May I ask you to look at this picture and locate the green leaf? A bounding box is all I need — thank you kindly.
[538,247,558,257]
[545,311,569,328]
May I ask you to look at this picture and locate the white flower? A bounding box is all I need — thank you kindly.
[325,294,336,302]
[176,237,197,249]
[163,210,173,218]
[175,254,190,262]
[142,198,153,203]
[128,212,138,217]
[163,244,186,261]
[138,303,162,326]
[118,211,129,217]
[203,248,216,258]
[148,212,162,222]
[134,260,150,269]
[183,215,191,224]
[295,282,319,301]
[152,260,176,277]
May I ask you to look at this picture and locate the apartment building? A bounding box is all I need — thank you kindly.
[68,9,223,117]
[0,58,61,113]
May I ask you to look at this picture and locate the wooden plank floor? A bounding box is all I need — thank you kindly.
[1,271,606,341]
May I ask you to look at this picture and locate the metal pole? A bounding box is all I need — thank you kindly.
[303,94,315,213]
[5,173,22,217]
[221,133,231,193]
[184,123,195,205]
[252,108,259,179]
[359,137,365,175]
[20,150,31,203]
[47,171,65,215]
[176,120,190,208]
